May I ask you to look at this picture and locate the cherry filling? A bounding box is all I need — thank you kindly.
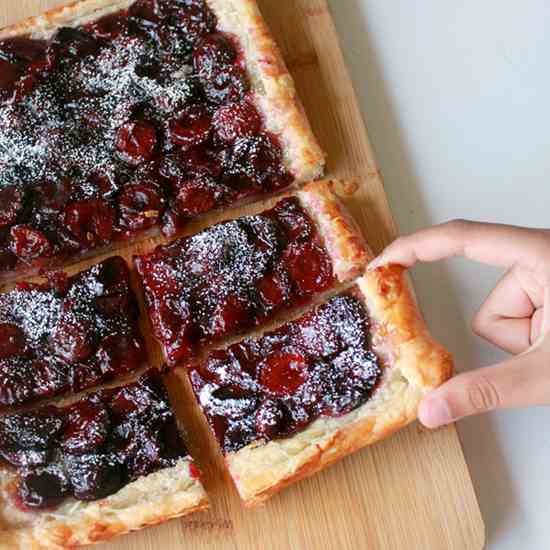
[0,256,145,408]
[135,197,335,366]
[189,293,382,454]
[0,371,189,510]
[0,0,292,277]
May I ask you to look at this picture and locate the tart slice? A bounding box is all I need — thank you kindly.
[134,181,368,366]
[188,268,453,505]
[0,256,146,409]
[0,370,207,549]
[0,0,323,281]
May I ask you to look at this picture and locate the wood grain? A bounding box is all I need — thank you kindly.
[0,1,485,549]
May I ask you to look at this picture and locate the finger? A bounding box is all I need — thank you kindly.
[418,346,550,428]
[472,270,535,354]
[368,220,550,270]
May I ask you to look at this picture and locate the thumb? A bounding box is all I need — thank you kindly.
[418,346,550,428]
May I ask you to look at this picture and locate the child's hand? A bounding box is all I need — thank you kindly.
[369,220,550,428]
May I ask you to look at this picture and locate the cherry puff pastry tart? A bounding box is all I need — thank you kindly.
[187,269,453,506]
[0,0,324,281]
[0,371,207,549]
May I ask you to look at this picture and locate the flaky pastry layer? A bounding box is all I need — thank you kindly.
[0,458,208,550]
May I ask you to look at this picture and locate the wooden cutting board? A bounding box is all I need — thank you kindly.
[1,1,485,549]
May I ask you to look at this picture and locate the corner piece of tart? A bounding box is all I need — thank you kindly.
[187,268,453,506]
[0,369,208,549]
[0,0,324,280]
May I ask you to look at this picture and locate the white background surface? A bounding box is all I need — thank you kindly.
[326,1,550,549]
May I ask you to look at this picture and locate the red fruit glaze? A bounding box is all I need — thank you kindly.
[189,293,382,453]
[260,352,309,396]
[135,197,335,366]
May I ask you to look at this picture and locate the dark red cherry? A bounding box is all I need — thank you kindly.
[63,199,116,247]
[110,382,154,418]
[128,0,167,22]
[0,407,62,455]
[31,360,69,400]
[0,323,26,358]
[17,466,70,510]
[226,135,285,187]
[273,198,313,241]
[96,334,143,376]
[208,294,250,338]
[213,101,262,142]
[168,106,212,150]
[202,64,249,104]
[51,313,94,364]
[1,38,48,62]
[35,179,72,215]
[94,293,131,317]
[97,255,131,291]
[193,33,236,79]
[179,146,222,178]
[257,271,290,310]
[62,397,110,454]
[119,183,163,231]
[256,399,283,439]
[89,172,119,199]
[10,225,52,261]
[174,178,218,217]
[116,120,157,165]
[260,351,309,396]
[284,242,334,294]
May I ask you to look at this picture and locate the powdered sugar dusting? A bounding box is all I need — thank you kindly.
[0,35,194,190]
[189,292,382,453]
[0,258,144,407]
[137,198,335,364]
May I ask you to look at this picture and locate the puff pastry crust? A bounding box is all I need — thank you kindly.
[0,0,325,182]
[297,180,370,282]
[225,266,453,506]
[208,0,325,181]
[0,458,208,550]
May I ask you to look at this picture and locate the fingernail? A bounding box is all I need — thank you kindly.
[419,397,453,428]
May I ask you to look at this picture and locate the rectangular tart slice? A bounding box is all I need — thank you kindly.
[0,0,324,280]
[0,256,146,409]
[188,268,453,505]
[0,370,207,549]
[134,181,368,366]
